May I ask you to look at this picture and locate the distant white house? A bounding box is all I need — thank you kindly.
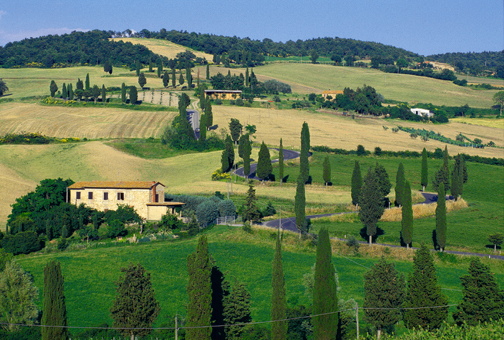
[411,108,434,118]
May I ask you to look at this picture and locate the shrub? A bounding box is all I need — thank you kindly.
[356,145,366,156]
[158,214,184,230]
[217,200,236,218]
[211,169,231,181]
[261,202,276,217]
[1,231,42,255]
[196,200,219,228]
[107,220,127,239]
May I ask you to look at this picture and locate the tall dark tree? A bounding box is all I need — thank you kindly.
[223,279,252,340]
[76,78,83,90]
[245,67,249,87]
[85,73,90,90]
[41,260,68,340]
[257,142,273,180]
[221,135,235,172]
[374,162,392,199]
[454,258,504,325]
[129,86,138,104]
[110,263,160,340]
[360,167,385,244]
[432,146,450,192]
[204,98,213,128]
[351,161,363,206]
[138,72,147,89]
[229,118,243,144]
[294,176,307,235]
[157,59,163,78]
[91,84,100,103]
[401,181,413,248]
[395,163,405,207]
[50,80,58,97]
[271,236,287,340]
[451,154,465,200]
[61,83,67,99]
[278,138,284,183]
[242,181,261,224]
[206,64,210,80]
[101,85,106,103]
[435,183,447,251]
[121,83,126,103]
[323,155,331,186]
[68,83,73,100]
[187,236,213,340]
[199,114,207,142]
[421,148,428,191]
[403,244,448,330]
[0,78,8,96]
[186,67,193,88]
[179,72,185,86]
[135,60,141,76]
[299,122,311,183]
[364,258,405,340]
[103,61,113,74]
[240,134,252,177]
[162,71,169,87]
[312,228,338,339]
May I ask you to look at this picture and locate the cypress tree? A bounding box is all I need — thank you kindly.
[68,83,73,100]
[245,67,249,87]
[453,258,504,325]
[149,61,154,72]
[187,236,213,340]
[351,160,363,206]
[121,83,126,103]
[403,244,448,330]
[299,122,310,183]
[204,98,213,128]
[312,228,338,339]
[294,176,307,234]
[435,183,447,251]
[360,167,385,244]
[421,147,428,191]
[171,67,176,87]
[375,162,392,198]
[101,85,106,103]
[41,260,68,340]
[61,83,67,99]
[322,155,331,185]
[110,263,160,340]
[221,135,235,172]
[135,60,141,76]
[186,67,193,88]
[364,258,405,339]
[433,146,450,192]
[395,162,405,207]
[279,138,284,183]
[242,135,252,177]
[257,142,272,180]
[206,64,210,80]
[85,73,90,90]
[401,180,413,248]
[129,86,138,104]
[138,72,147,88]
[50,80,58,97]
[223,279,252,340]
[199,114,207,142]
[76,78,83,90]
[163,71,169,87]
[179,72,185,86]
[451,154,465,200]
[271,236,287,340]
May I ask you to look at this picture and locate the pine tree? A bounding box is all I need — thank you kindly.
[101,85,106,103]
[138,72,147,88]
[395,162,405,206]
[295,176,307,234]
[435,183,447,251]
[187,236,213,340]
[271,236,287,340]
[41,260,68,340]
[121,83,126,103]
[242,181,260,223]
[323,155,331,185]
[110,263,160,340]
[360,167,385,244]
[279,138,284,183]
[454,258,504,325]
[257,142,272,180]
[433,146,450,192]
[0,260,39,331]
[313,228,338,339]
[85,73,90,90]
[403,245,448,330]
[351,161,363,206]
[50,80,58,97]
[421,148,428,191]
[223,279,252,339]
[401,181,413,248]
[364,258,405,340]
[300,122,311,183]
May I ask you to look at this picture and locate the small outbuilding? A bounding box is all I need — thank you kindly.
[411,108,435,118]
[205,90,242,100]
[321,90,343,100]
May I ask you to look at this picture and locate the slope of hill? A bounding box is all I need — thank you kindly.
[428,51,504,77]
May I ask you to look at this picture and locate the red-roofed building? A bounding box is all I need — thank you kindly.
[67,181,183,220]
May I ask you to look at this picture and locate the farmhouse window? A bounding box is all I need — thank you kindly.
[88,192,93,200]
[76,192,81,199]
[104,192,108,200]
[117,192,125,200]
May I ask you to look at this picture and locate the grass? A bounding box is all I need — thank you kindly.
[15,226,504,335]
[105,138,197,159]
[451,117,504,129]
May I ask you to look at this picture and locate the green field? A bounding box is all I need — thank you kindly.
[16,226,504,335]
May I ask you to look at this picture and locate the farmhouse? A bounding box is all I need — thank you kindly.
[410,108,435,118]
[67,181,184,221]
[205,89,242,100]
[321,90,343,100]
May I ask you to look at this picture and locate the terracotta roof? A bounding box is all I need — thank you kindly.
[204,90,242,93]
[68,181,163,189]
[322,90,343,94]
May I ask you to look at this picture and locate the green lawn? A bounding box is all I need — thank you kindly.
[16,226,504,336]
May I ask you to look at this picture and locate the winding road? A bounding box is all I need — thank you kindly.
[233,147,504,260]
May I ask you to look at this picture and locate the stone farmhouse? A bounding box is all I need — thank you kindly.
[321,90,343,100]
[410,108,435,118]
[67,181,184,221]
[205,89,242,100]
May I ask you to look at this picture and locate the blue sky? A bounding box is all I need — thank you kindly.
[0,0,502,56]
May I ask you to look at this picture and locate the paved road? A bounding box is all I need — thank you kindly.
[233,148,301,180]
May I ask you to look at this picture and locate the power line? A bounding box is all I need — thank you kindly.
[0,304,458,331]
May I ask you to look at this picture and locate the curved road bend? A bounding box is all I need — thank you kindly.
[233,148,301,180]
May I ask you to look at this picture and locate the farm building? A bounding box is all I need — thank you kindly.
[67,181,183,221]
[411,108,435,118]
[321,90,343,100]
[205,89,242,100]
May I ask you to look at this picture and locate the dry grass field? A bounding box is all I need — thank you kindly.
[110,37,214,60]
[451,117,504,129]
[0,102,175,138]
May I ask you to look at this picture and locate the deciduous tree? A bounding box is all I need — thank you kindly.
[42,260,68,340]
[403,245,448,330]
[50,80,58,97]
[488,233,504,252]
[110,263,160,340]
[493,91,504,117]
[313,228,338,339]
[229,118,243,144]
